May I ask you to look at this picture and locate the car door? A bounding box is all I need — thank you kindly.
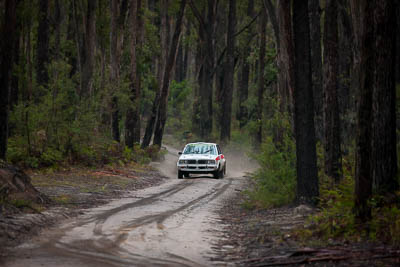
[216,145,226,169]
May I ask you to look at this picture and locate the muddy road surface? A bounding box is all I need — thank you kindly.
[2,146,253,267]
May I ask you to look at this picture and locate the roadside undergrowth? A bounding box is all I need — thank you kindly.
[243,108,296,209]
[294,154,400,246]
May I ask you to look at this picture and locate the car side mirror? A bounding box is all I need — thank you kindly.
[178,152,182,155]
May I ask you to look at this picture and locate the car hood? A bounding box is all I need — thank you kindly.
[179,154,216,160]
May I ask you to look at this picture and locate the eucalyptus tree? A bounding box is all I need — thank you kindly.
[309,0,323,140]
[189,0,218,140]
[36,0,50,89]
[153,0,188,147]
[256,8,266,145]
[236,0,255,129]
[80,0,97,98]
[125,0,142,148]
[352,0,398,221]
[0,0,17,159]
[323,0,342,183]
[219,0,236,143]
[292,0,319,204]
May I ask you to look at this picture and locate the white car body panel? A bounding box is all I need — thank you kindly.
[176,142,226,178]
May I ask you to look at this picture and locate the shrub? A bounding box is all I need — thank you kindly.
[296,152,400,246]
[244,109,296,209]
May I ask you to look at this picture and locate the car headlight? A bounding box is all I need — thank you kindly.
[207,160,216,164]
[179,160,188,164]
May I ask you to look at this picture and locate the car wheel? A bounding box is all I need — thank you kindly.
[183,172,189,178]
[220,169,224,179]
[224,165,226,175]
[178,170,183,179]
[213,170,220,179]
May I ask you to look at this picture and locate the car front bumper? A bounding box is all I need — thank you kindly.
[177,164,219,172]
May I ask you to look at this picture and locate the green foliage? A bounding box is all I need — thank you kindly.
[244,111,296,209]
[6,55,159,168]
[296,152,400,246]
[307,175,356,240]
[166,80,193,134]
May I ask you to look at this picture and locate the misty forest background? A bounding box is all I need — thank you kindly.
[1,0,400,244]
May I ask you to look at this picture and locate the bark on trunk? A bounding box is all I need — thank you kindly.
[175,42,184,82]
[236,0,254,129]
[125,0,139,148]
[371,0,398,194]
[36,0,50,88]
[397,3,400,84]
[323,0,342,183]
[190,0,217,140]
[110,0,120,142]
[262,0,279,49]
[10,26,20,108]
[67,2,78,77]
[142,0,169,148]
[220,0,236,143]
[256,9,267,145]
[80,0,97,98]
[352,0,373,222]
[337,0,354,145]
[292,0,319,205]
[0,0,17,159]
[153,0,187,147]
[308,0,323,141]
[277,0,294,114]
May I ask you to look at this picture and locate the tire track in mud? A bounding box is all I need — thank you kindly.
[42,179,233,267]
[117,179,231,233]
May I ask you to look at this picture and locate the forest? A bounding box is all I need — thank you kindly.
[1,0,400,247]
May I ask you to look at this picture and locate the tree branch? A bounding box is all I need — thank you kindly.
[189,0,205,30]
[233,11,260,38]
[262,0,279,48]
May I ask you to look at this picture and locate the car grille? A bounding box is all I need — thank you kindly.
[197,160,207,164]
[187,160,197,164]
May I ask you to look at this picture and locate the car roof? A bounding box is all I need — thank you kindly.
[185,142,217,146]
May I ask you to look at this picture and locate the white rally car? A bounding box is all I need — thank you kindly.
[177,142,226,179]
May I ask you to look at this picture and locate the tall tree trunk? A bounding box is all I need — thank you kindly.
[277,0,294,114]
[323,0,342,183]
[175,42,184,82]
[352,0,373,221]
[371,0,398,194]
[10,26,20,108]
[110,0,120,142]
[337,0,354,146]
[190,0,217,140]
[0,0,17,159]
[125,0,140,148]
[396,3,400,84]
[292,0,319,205]
[142,0,169,148]
[308,0,323,141]
[67,2,78,78]
[135,0,145,143]
[256,9,267,145]
[262,0,279,49]
[54,0,63,59]
[80,0,97,98]
[219,0,236,143]
[236,0,254,129]
[36,0,50,89]
[153,0,187,147]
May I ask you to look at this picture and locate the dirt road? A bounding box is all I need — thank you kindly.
[2,146,251,267]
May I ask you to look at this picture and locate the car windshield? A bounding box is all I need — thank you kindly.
[183,144,216,155]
